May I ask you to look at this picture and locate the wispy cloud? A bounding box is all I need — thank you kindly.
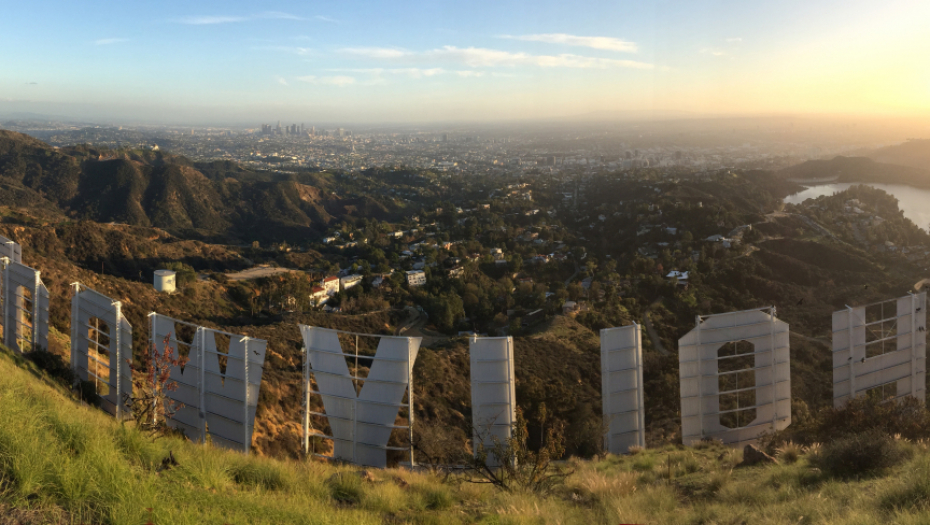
[726,37,743,43]
[94,38,128,45]
[24,82,38,85]
[340,47,409,59]
[258,11,304,20]
[176,15,247,25]
[332,67,446,78]
[500,33,637,53]
[315,15,338,23]
[176,12,331,25]
[298,75,356,86]
[700,48,726,57]
[339,45,653,69]
[256,45,315,56]
[276,76,289,86]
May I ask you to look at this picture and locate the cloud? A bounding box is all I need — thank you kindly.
[276,76,289,86]
[257,46,315,56]
[339,45,653,69]
[726,37,743,43]
[456,70,485,78]
[315,15,338,23]
[700,48,726,57]
[258,11,304,20]
[95,38,128,45]
[298,75,356,86]
[340,47,409,59]
[501,33,637,53]
[25,82,38,85]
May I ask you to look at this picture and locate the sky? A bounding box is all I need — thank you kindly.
[1,0,929,125]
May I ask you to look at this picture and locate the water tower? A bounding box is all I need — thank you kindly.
[154,270,176,293]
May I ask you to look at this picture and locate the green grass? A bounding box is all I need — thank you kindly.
[7,345,930,525]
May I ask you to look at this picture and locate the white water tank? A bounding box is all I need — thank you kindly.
[154,270,176,293]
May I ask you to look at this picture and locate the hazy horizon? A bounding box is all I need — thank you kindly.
[2,0,929,126]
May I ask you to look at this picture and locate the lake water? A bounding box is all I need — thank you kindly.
[784,182,930,232]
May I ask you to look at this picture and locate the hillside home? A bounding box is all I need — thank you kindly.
[406,270,427,286]
[320,276,339,296]
[340,274,363,291]
[310,286,329,306]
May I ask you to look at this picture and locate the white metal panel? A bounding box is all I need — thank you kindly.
[151,314,204,442]
[0,236,21,264]
[3,261,49,353]
[832,292,926,407]
[154,313,267,453]
[678,307,791,446]
[300,325,421,468]
[469,336,516,462]
[600,324,645,454]
[69,285,132,419]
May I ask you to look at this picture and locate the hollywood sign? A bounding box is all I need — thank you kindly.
[0,235,927,463]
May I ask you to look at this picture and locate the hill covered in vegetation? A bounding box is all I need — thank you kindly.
[778,155,930,185]
[868,138,930,171]
[0,130,398,243]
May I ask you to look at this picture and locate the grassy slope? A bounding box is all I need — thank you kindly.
[6,346,930,525]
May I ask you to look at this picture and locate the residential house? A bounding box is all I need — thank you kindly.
[406,270,427,286]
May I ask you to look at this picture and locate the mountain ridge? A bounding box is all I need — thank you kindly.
[0,130,396,243]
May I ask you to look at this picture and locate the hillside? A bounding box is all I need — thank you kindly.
[868,138,930,171]
[7,345,930,524]
[0,130,399,243]
[778,155,930,186]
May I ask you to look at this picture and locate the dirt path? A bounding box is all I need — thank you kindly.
[642,298,670,356]
[225,266,302,281]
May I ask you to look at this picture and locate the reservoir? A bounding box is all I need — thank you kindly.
[784,183,930,232]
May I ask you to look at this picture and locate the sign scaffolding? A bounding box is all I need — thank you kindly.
[300,325,420,468]
[600,323,645,454]
[0,235,22,264]
[469,335,516,463]
[679,306,791,445]
[832,292,927,407]
[70,284,132,418]
[151,313,267,453]
[3,260,50,354]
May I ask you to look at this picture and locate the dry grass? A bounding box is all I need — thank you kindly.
[7,346,930,524]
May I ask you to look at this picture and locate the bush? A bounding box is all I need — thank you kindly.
[809,430,910,478]
[775,442,802,464]
[326,472,364,504]
[764,397,930,450]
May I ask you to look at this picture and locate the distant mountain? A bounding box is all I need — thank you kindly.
[0,130,396,242]
[867,139,930,171]
[778,156,930,186]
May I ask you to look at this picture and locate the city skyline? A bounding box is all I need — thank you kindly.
[2,0,929,125]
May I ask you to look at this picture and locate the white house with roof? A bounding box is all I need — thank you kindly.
[406,270,427,286]
[340,274,363,291]
[320,276,340,296]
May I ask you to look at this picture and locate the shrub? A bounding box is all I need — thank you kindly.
[326,472,364,504]
[423,486,454,510]
[809,430,910,478]
[775,442,802,464]
[466,408,573,494]
[764,397,930,450]
[230,460,291,491]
